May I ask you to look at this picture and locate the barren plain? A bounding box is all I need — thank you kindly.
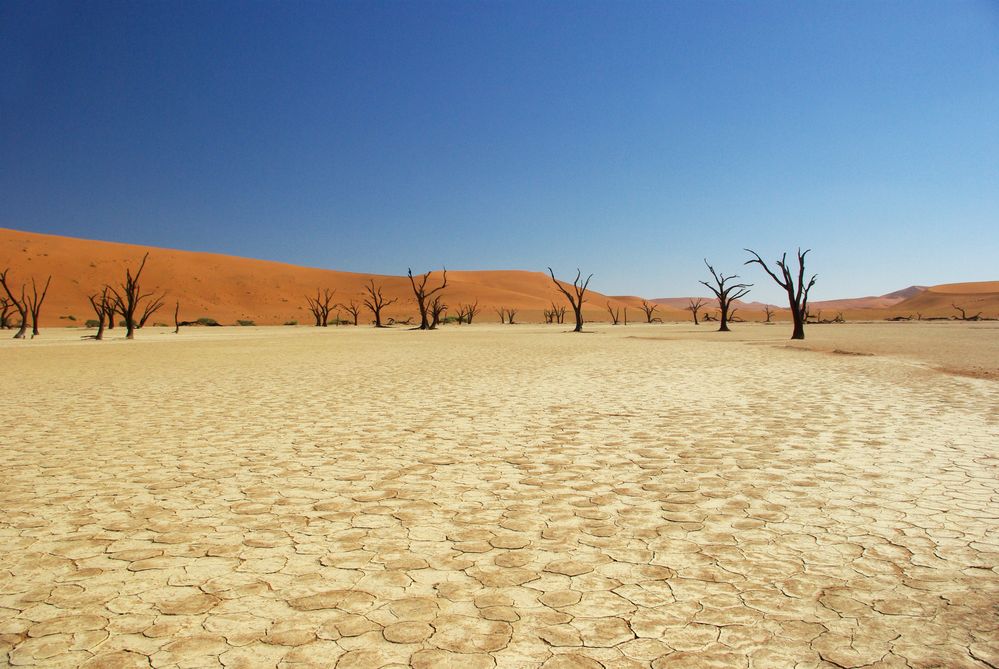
[1,322,997,668]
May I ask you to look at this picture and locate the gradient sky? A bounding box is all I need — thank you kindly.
[2,1,997,301]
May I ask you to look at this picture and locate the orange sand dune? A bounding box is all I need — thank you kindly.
[2,227,995,326]
[890,282,999,318]
[927,281,999,294]
[0,228,679,327]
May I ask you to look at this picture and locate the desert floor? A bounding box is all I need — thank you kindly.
[1,322,997,669]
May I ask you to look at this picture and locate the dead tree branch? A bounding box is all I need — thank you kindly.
[363,279,397,327]
[745,248,816,340]
[686,297,706,325]
[407,268,447,330]
[700,260,751,332]
[548,268,592,333]
[0,269,30,339]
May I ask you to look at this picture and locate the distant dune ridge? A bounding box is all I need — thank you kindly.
[1,227,996,327]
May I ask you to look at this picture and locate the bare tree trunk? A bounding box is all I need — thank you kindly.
[0,297,10,329]
[640,300,658,323]
[548,268,592,333]
[0,269,29,339]
[88,288,110,341]
[138,292,166,328]
[506,308,517,324]
[174,300,180,333]
[363,279,397,327]
[952,304,982,321]
[408,268,447,330]
[429,295,447,329]
[700,260,751,333]
[27,275,51,337]
[686,298,705,325]
[606,302,620,325]
[338,300,362,326]
[108,253,161,340]
[745,249,816,340]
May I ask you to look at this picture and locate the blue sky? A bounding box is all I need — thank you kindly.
[2,1,997,301]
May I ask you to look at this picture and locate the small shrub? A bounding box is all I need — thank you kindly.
[236,319,255,326]
[85,319,100,328]
[60,314,77,321]
[196,317,220,326]
[284,320,297,326]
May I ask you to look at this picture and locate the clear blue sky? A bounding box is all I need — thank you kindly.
[2,1,997,301]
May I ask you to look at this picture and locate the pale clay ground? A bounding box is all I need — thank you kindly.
[1,322,997,669]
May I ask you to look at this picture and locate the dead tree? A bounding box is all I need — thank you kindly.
[104,299,117,330]
[543,308,554,324]
[952,304,982,321]
[87,287,111,340]
[306,288,336,326]
[700,260,751,332]
[505,308,517,324]
[339,300,362,326]
[551,302,566,324]
[763,305,774,323]
[744,248,816,340]
[548,268,592,333]
[640,300,660,323]
[0,297,11,329]
[728,308,743,322]
[407,268,447,330]
[137,292,166,328]
[606,302,621,325]
[494,307,506,324]
[429,295,447,329]
[623,307,628,325]
[174,301,180,334]
[455,301,480,324]
[0,269,30,339]
[363,279,397,327]
[686,298,706,325]
[25,275,52,337]
[108,253,161,339]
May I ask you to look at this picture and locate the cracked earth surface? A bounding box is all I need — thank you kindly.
[1,324,997,668]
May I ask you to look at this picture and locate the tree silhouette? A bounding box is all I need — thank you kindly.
[87,287,111,340]
[763,305,774,323]
[744,248,816,340]
[306,288,336,327]
[606,302,621,325]
[429,295,447,329]
[686,298,706,325]
[550,302,566,324]
[0,296,11,330]
[952,304,982,321]
[108,253,162,339]
[700,260,751,332]
[455,301,480,324]
[408,268,447,330]
[362,279,397,327]
[0,269,29,339]
[137,292,166,329]
[339,300,362,326]
[26,275,52,337]
[548,268,592,333]
[639,300,660,323]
